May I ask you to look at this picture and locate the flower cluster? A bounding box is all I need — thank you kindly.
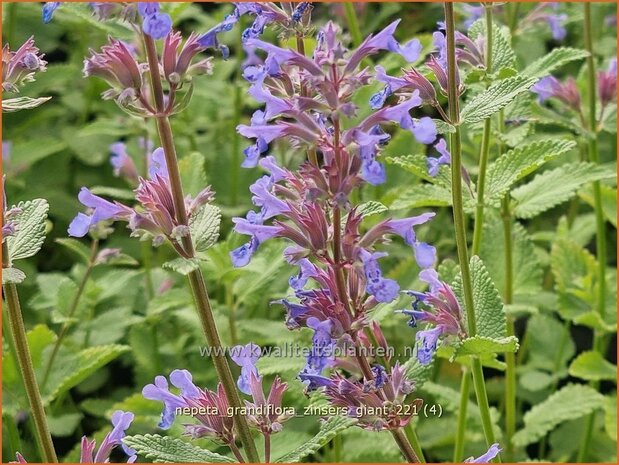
[227,21,446,434]
[83,26,211,114]
[15,411,136,463]
[68,146,213,256]
[400,269,467,365]
[2,37,47,93]
[137,2,172,40]
[142,344,290,448]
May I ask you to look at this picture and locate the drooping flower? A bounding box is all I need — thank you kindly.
[142,369,201,429]
[531,75,581,111]
[427,138,451,177]
[465,443,502,463]
[230,342,261,395]
[67,188,131,238]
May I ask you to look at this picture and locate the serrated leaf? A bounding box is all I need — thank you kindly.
[55,238,92,263]
[486,139,576,204]
[390,184,453,210]
[275,416,357,462]
[43,345,130,404]
[578,184,617,227]
[452,256,506,339]
[512,384,605,447]
[356,201,388,217]
[123,434,235,463]
[454,335,519,357]
[2,96,52,112]
[2,267,25,284]
[162,257,201,275]
[6,199,49,261]
[386,154,435,182]
[461,76,538,124]
[404,355,434,389]
[511,162,616,219]
[522,47,590,79]
[190,204,221,252]
[568,351,617,381]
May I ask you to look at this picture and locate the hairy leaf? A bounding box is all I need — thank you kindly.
[461,76,538,124]
[162,257,201,275]
[2,267,26,284]
[275,416,357,462]
[3,96,52,112]
[123,434,235,463]
[512,384,605,446]
[190,204,221,252]
[486,139,576,204]
[522,47,590,79]
[6,199,49,262]
[511,162,616,219]
[453,256,506,339]
[454,335,519,357]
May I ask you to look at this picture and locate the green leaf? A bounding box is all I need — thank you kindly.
[6,199,49,261]
[162,257,201,275]
[43,345,130,404]
[604,396,617,441]
[551,238,597,321]
[526,313,575,373]
[179,152,207,197]
[522,47,590,79]
[568,351,617,382]
[453,256,506,339]
[512,384,605,447]
[479,214,542,296]
[461,76,538,124]
[485,139,576,204]
[511,162,616,219]
[390,184,453,210]
[2,267,26,284]
[190,204,221,252]
[386,154,435,182]
[404,356,434,389]
[454,335,519,357]
[256,354,305,375]
[88,186,136,201]
[55,238,92,263]
[2,96,52,112]
[579,184,617,227]
[123,434,235,463]
[275,416,357,462]
[356,201,388,217]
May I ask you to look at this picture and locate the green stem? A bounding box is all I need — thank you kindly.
[226,283,238,346]
[471,4,494,257]
[142,33,260,463]
[578,5,607,461]
[41,239,99,389]
[404,422,426,463]
[4,413,23,460]
[3,241,58,462]
[331,433,342,462]
[444,3,499,459]
[344,3,363,47]
[507,2,521,36]
[453,369,471,462]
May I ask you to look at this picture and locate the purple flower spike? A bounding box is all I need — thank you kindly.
[231,343,261,395]
[465,443,502,463]
[415,326,443,365]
